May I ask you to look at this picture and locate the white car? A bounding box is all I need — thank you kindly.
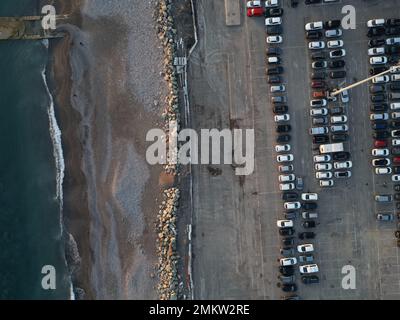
[310,108,328,117]
[392,113,400,119]
[309,41,325,50]
[271,85,286,93]
[367,19,385,27]
[316,171,333,179]
[334,161,352,169]
[284,201,301,210]
[266,35,283,44]
[297,244,314,253]
[330,115,348,124]
[268,56,280,64]
[265,0,279,7]
[276,219,294,228]
[246,0,262,8]
[370,56,388,65]
[305,21,323,31]
[386,37,400,45]
[329,49,346,58]
[315,163,332,171]
[275,144,291,152]
[274,114,290,122]
[372,148,389,156]
[280,257,297,266]
[301,193,318,201]
[391,103,400,110]
[325,29,342,38]
[320,179,334,187]
[370,113,389,120]
[392,74,400,82]
[393,139,400,145]
[299,264,319,274]
[372,158,391,166]
[279,174,296,182]
[368,47,385,56]
[327,40,344,48]
[331,125,349,132]
[376,167,392,175]
[372,75,390,83]
[280,183,295,191]
[310,99,327,107]
[277,154,294,162]
[392,175,400,182]
[313,155,331,162]
[265,17,282,26]
[341,90,349,103]
[312,61,327,69]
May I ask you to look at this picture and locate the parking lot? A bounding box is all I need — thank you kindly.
[189,0,400,299]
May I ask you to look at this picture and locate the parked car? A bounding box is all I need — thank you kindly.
[305,21,323,31]
[306,30,322,40]
[266,47,282,56]
[265,17,282,26]
[334,161,352,169]
[281,284,297,292]
[309,41,325,50]
[299,264,319,274]
[335,171,351,178]
[268,75,282,84]
[299,254,314,263]
[372,148,389,156]
[279,164,294,173]
[370,84,386,94]
[298,232,315,240]
[302,212,318,219]
[276,124,291,133]
[279,265,295,276]
[370,56,388,65]
[373,131,389,139]
[275,144,291,152]
[312,61,327,69]
[277,154,294,162]
[272,96,287,104]
[327,40,344,48]
[330,107,344,115]
[375,167,392,174]
[282,192,299,201]
[368,47,385,56]
[277,134,291,143]
[367,19,386,28]
[303,202,317,210]
[371,104,388,112]
[267,66,284,75]
[367,27,385,38]
[372,158,391,167]
[375,194,393,202]
[331,124,348,132]
[313,155,331,163]
[332,133,348,142]
[330,70,346,79]
[279,228,295,236]
[297,244,314,253]
[329,60,345,69]
[313,135,329,144]
[301,275,320,284]
[325,19,341,29]
[310,99,327,107]
[369,39,386,47]
[325,29,342,38]
[376,213,394,221]
[273,105,288,114]
[265,7,283,17]
[247,7,264,17]
[315,163,332,171]
[301,193,318,201]
[372,75,390,83]
[266,35,283,44]
[329,49,346,58]
[333,152,350,161]
[320,179,334,187]
[316,171,333,179]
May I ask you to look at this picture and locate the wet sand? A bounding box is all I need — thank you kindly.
[50,0,170,299]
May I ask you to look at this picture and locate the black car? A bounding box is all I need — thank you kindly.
[332,133,348,142]
[329,60,345,69]
[336,171,351,178]
[395,185,400,192]
[303,220,316,228]
[370,66,387,75]
[279,228,295,236]
[301,275,320,284]
[367,27,386,37]
[277,134,291,143]
[370,104,388,112]
[267,66,284,75]
[266,25,283,35]
[392,147,400,155]
[266,47,282,56]
[386,27,400,36]
[313,61,327,69]
[386,45,400,55]
[325,19,341,29]
[281,237,295,246]
[285,211,297,220]
[306,30,322,40]
[371,94,387,103]
[281,284,297,292]
[279,266,295,276]
[333,151,350,161]
[280,247,295,256]
[311,71,326,80]
[396,230,400,239]
[273,105,288,114]
[305,0,321,4]
[311,51,326,60]
[313,135,329,144]
[387,19,400,27]
[373,131,389,139]
[394,167,400,174]
[330,70,346,79]
[370,85,386,94]
[389,55,400,64]
[276,124,291,133]
[374,158,390,167]
[303,202,317,210]
[265,8,283,17]
[290,0,299,7]
[268,75,282,84]
[391,83,400,91]
[298,232,315,240]
[392,121,400,128]
[369,39,386,47]
[396,203,400,210]
[282,192,299,201]
[330,107,344,115]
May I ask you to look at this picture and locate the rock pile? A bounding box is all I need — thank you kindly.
[155,0,182,300]
[156,188,180,300]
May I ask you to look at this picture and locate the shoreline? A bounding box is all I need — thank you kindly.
[49,0,174,299]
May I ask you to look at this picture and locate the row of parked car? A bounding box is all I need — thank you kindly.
[305,20,352,186]
[277,192,320,295]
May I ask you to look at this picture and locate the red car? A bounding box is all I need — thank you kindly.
[395,156,400,163]
[374,140,387,148]
[313,91,326,99]
[311,81,326,89]
[247,8,264,17]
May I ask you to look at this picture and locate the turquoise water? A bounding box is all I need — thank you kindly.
[0,1,70,299]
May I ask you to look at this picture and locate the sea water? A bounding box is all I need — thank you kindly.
[0,1,70,299]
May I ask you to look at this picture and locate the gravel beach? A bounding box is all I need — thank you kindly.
[51,0,170,299]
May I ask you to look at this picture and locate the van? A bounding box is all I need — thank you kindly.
[309,127,329,135]
[302,212,318,219]
[390,93,400,100]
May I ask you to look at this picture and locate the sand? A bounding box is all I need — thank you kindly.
[50,0,170,299]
